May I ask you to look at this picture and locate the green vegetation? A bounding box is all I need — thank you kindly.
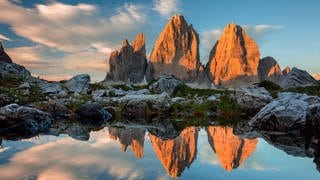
[65,94,92,110]
[172,84,224,98]
[284,85,320,96]
[0,76,24,88]
[111,83,149,91]
[90,82,106,91]
[255,80,282,98]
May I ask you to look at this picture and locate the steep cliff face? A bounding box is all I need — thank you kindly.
[205,23,260,87]
[149,127,198,177]
[258,56,283,83]
[206,126,257,171]
[106,33,147,83]
[282,66,291,76]
[108,127,145,159]
[146,14,200,82]
[0,42,12,63]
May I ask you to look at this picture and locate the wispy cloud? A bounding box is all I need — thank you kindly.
[0,34,12,41]
[153,0,180,17]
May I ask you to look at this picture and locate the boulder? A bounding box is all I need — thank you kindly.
[249,92,320,132]
[149,74,183,95]
[0,61,31,79]
[119,92,171,118]
[0,104,52,135]
[280,67,318,89]
[0,94,10,107]
[233,86,273,111]
[75,102,112,123]
[146,14,201,82]
[205,23,260,88]
[32,99,74,119]
[65,74,90,94]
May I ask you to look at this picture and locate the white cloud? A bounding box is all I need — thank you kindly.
[153,0,180,17]
[201,29,222,50]
[0,34,12,41]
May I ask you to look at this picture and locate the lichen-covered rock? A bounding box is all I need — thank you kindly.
[258,56,283,83]
[147,14,200,82]
[249,92,320,132]
[149,74,183,95]
[65,74,90,94]
[106,33,147,83]
[280,67,319,89]
[0,104,52,135]
[233,86,273,111]
[205,23,260,88]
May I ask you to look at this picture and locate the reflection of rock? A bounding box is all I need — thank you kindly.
[108,127,145,158]
[206,126,257,171]
[149,127,198,177]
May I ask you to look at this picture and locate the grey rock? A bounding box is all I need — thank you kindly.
[65,74,90,94]
[127,89,150,95]
[249,92,320,132]
[258,56,283,83]
[0,42,12,63]
[207,95,218,102]
[149,74,183,95]
[280,67,319,89]
[234,86,273,111]
[75,102,112,123]
[0,94,10,107]
[0,104,52,135]
[0,61,31,79]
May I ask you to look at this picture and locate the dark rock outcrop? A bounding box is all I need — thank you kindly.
[0,61,31,79]
[0,42,12,63]
[205,23,260,88]
[65,74,90,94]
[75,102,112,123]
[106,33,147,83]
[280,67,318,89]
[146,14,200,82]
[258,56,283,83]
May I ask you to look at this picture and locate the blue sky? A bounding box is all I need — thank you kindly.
[0,0,319,81]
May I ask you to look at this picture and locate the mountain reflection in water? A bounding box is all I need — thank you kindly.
[0,120,320,179]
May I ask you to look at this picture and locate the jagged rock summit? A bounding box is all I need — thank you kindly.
[280,67,319,88]
[106,33,147,83]
[146,14,201,82]
[0,42,13,63]
[258,56,283,83]
[282,66,291,76]
[205,23,261,88]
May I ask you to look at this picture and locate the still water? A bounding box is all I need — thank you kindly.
[0,122,319,179]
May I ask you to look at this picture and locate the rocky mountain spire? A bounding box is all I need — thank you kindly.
[146,14,201,82]
[205,23,260,87]
[258,56,283,83]
[0,42,13,63]
[106,33,147,83]
[206,126,258,171]
[282,66,291,76]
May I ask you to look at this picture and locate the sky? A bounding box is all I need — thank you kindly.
[0,0,319,82]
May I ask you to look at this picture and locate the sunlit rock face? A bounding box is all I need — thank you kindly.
[258,56,283,83]
[312,73,320,81]
[282,66,291,76]
[106,33,147,83]
[146,14,201,82]
[149,127,198,177]
[0,42,12,63]
[205,23,260,88]
[108,127,146,159]
[206,126,258,171]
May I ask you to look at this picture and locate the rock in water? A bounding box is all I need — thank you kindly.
[75,102,112,123]
[146,14,200,82]
[148,74,183,95]
[0,42,12,63]
[0,104,52,135]
[258,56,283,83]
[205,23,260,88]
[106,33,147,83]
[65,74,90,94]
[249,92,320,132]
[280,67,319,89]
[282,66,291,76]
